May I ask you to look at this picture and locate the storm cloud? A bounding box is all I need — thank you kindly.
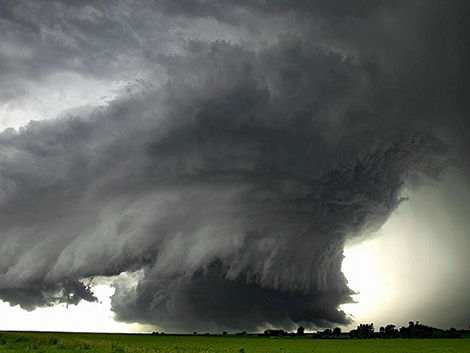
[0,0,468,331]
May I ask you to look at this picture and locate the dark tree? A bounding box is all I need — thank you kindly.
[385,324,399,338]
[401,321,435,338]
[399,326,410,338]
[356,323,375,339]
[297,326,305,336]
[264,329,285,337]
[380,324,399,338]
[333,327,341,336]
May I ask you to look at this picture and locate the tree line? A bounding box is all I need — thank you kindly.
[230,321,467,339]
[152,321,469,338]
[346,321,463,339]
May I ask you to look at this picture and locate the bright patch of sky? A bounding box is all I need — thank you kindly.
[0,281,154,333]
[342,169,470,331]
[0,73,126,132]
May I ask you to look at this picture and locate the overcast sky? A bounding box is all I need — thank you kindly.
[0,0,469,332]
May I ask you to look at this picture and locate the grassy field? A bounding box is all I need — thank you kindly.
[1,331,469,352]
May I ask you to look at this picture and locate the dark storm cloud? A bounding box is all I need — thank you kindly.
[0,279,96,310]
[0,0,178,105]
[152,0,392,23]
[0,0,468,331]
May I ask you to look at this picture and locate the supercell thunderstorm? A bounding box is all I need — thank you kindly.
[0,0,468,331]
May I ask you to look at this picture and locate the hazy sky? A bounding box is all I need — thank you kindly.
[0,0,469,333]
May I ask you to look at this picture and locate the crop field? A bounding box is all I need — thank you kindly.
[0,332,469,353]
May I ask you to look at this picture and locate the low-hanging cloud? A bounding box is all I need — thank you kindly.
[0,0,468,332]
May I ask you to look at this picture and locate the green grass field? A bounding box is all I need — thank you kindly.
[1,332,469,352]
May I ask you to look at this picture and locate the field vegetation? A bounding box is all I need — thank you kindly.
[1,331,469,353]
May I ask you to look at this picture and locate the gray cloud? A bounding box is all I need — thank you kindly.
[152,0,394,23]
[0,0,468,331]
